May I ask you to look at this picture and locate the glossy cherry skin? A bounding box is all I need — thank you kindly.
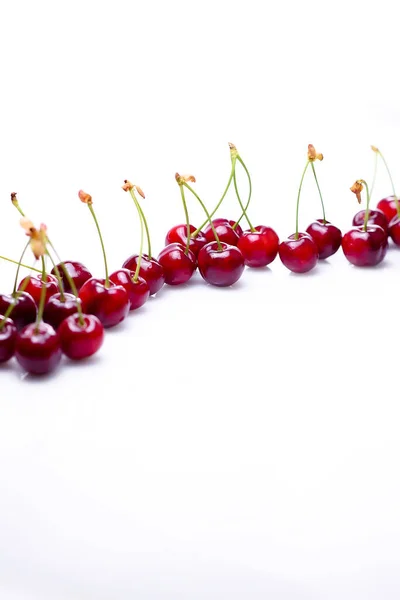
[0,316,17,363]
[51,260,92,293]
[165,224,207,258]
[237,225,279,267]
[157,244,197,285]
[377,196,399,223]
[0,292,37,331]
[122,254,165,296]
[43,293,81,330]
[306,219,342,259]
[352,209,388,235]
[278,233,319,273]
[389,215,400,246]
[79,278,130,328]
[198,242,245,287]
[204,218,241,246]
[109,268,150,311]
[15,322,62,375]
[59,313,104,360]
[342,225,388,266]
[18,274,58,305]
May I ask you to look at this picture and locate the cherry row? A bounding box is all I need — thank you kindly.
[1,143,399,376]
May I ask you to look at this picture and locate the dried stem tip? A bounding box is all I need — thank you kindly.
[78,190,93,204]
[11,192,18,204]
[350,180,363,204]
[371,145,379,153]
[308,144,323,162]
[175,173,196,185]
[20,218,48,259]
[122,180,145,198]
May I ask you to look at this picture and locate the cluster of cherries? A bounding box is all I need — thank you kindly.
[1,143,399,376]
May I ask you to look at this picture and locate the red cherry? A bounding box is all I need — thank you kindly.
[352,209,388,234]
[229,220,243,237]
[51,260,92,292]
[0,292,37,331]
[204,218,241,246]
[122,254,165,296]
[0,316,17,363]
[388,215,400,246]
[59,313,104,360]
[18,274,58,305]
[79,278,130,328]
[342,225,388,266]
[157,243,197,285]
[237,225,279,267]
[109,268,150,311]
[278,233,319,273]
[377,196,399,222]
[43,293,81,330]
[165,224,207,258]
[306,219,342,259]
[197,241,245,287]
[15,322,62,375]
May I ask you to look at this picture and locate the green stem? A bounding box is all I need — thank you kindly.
[232,156,252,229]
[361,180,371,231]
[193,158,236,235]
[233,169,254,230]
[370,150,378,200]
[46,244,85,327]
[295,161,310,239]
[12,241,31,295]
[179,185,191,254]
[378,150,400,217]
[45,250,65,301]
[183,182,222,251]
[0,255,41,273]
[88,203,109,286]
[35,256,47,333]
[12,201,25,217]
[311,162,326,223]
[128,190,152,258]
[129,189,145,281]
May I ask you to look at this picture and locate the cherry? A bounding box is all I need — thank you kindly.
[79,278,129,328]
[388,215,400,246]
[18,273,58,305]
[122,254,165,295]
[377,196,399,223]
[352,209,388,235]
[370,147,400,224]
[15,322,62,374]
[165,224,207,257]
[157,243,197,285]
[279,233,319,273]
[198,242,244,286]
[43,292,80,330]
[0,292,37,331]
[0,316,17,363]
[342,225,387,266]
[51,260,92,293]
[237,225,279,267]
[306,220,342,259]
[59,313,104,360]
[109,268,150,310]
[204,218,241,246]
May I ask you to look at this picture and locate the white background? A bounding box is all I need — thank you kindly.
[1,1,400,598]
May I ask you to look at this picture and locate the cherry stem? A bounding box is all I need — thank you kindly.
[377,149,400,218]
[233,169,254,231]
[0,257,32,330]
[45,250,65,301]
[310,162,326,223]
[128,189,152,258]
[232,156,253,229]
[370,150,378,200]
[12,200,25,217]
[0,255,41,273]
[35,256,47,333]
[46,243,85,327]
[87,203,109,287]
[179,185,191,254]
[128,188,145,282]
[183,182,223,250]
[360,180,371,232]
[12,241,31,295]
[295,161,310,239]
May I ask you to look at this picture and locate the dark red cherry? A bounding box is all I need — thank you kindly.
[51,260,92,292]
[59,313,104,360]
[278,233,319,273]
[15,322,62,375]
[109,268,150,311]
[18,273,58,305]
[228,220,243,237]
[165,224,207,258]
[237,225,279,267]
[389,215,400,246]
[43,293,81,330]
[352,209,388,235]
[197,242,245,287]
[377,196,399,222]
[204,218,241,246]
[79,278,130,328]
[342,225,388,266]
[157,243,197,285]
[0,316,17,363]
[0,291,37,331]
[122,254,165,295]
[306,219,342,259]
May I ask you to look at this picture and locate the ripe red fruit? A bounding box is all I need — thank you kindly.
[278,233,319,273]
[306,219,342,259]
[165,224,207,258]
[352,209,388,235]
[0,292,37,331]
[0,316,17,363]
[198,242,245,286]
[59,313,104,360]
[157,243,197,285]
[51,260,92,292]
[18,273,58,305]
[79,278,130,328]
[15,322,62,375]
[204,218,241,246]
[388,215,400,246]
[43,292,81,330]
[122,254,165,296]
[109,268,150,311]
[237,225,279,267]
[342,225,388,266]
[377,196,399,223]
